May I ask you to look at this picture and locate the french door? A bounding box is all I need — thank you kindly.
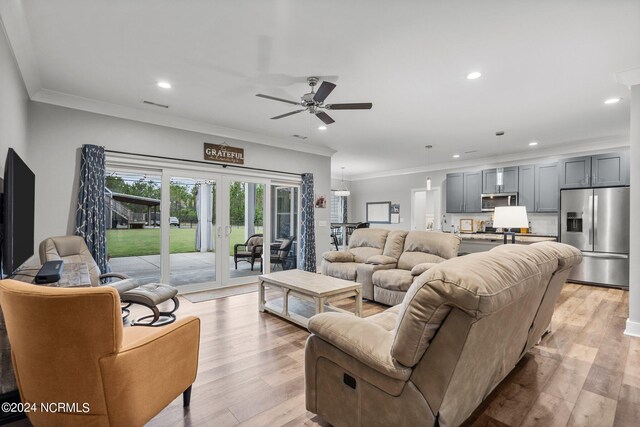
[106,153,300,293]
[163,171,273,292]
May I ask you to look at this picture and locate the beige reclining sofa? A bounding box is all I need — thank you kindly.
[306,241,582,427]
[370,231,460,306]
[321,228,460,304]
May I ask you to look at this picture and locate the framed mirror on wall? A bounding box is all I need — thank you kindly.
[366,201,391,224]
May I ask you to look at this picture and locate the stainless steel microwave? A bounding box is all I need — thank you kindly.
[481,193,518,212]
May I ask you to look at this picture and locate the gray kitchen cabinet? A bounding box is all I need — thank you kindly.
[535,163,559,212]
[482,167,518,194]
[464,172,482,212]
[592,152,629,187]
[446,173,464,213]
[560,156,591,188]
[560,152,629,188]
[518,165,535,212]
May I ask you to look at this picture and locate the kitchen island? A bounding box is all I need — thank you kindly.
[458,233,557,254]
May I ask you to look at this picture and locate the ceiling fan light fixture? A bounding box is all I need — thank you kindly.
[318,125,327,130]
[157,81,172,89]
[466,71,482,80]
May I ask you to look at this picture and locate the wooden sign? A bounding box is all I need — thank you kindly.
[204,143,245,165]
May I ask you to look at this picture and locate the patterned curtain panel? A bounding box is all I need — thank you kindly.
[300,173,316,272]
[342,196,348,223]
[75,144,108,273]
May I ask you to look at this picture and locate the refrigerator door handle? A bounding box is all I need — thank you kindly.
[593,195,598,246]
[588,195,593,245]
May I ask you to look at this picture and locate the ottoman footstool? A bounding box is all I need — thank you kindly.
[122,283,180,327]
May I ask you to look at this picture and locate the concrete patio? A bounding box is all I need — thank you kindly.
[108,252,263,288]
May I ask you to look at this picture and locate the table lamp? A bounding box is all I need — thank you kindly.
[493,206,529,244]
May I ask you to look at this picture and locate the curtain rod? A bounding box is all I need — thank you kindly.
[104,149,303,177]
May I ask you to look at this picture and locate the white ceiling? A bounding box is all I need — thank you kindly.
[6,0,640,178]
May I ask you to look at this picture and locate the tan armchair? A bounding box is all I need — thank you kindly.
[0,279,200,427]
[39,236,137,294]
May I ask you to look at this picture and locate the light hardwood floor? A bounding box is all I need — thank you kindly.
[148,282,639,427]
[9,282,640,426]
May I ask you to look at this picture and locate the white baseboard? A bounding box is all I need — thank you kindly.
[624,319,640,338]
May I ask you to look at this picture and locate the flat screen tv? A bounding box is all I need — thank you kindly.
[1,149,35,276]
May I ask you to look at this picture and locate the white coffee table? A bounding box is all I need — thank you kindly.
[258,270,362,328]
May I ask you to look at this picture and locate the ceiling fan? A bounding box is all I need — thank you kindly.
[256,77,372,125]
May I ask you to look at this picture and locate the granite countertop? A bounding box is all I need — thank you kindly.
[459,233,557,243]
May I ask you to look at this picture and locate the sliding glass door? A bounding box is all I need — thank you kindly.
[220,176,268,286]
[106,155,301,293]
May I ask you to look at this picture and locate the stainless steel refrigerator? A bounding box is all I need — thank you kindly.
[560,187,630,288]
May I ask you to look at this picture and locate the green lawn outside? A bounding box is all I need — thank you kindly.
[106,226,262,258]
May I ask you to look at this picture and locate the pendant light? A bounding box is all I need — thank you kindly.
[334,167,350,197]
[495,131,504,188]
[425,145,433,191]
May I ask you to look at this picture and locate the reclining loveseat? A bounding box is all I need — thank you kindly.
[321,228,461,305]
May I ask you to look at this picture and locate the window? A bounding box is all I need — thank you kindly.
[331,195,343,223]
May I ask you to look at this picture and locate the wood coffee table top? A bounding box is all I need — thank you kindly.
[259,270,361,297]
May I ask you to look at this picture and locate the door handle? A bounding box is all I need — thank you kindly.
[593,195,598,246]
[225,225,232,237]
[588,195,593,245]
[217,226,223,238]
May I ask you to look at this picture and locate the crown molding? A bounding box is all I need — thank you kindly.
[345,135,629,181]
[31,89,336,157]
[616,66,640,88]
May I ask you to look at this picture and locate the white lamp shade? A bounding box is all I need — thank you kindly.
[493,206,529,229]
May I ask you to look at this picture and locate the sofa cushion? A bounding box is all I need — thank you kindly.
[366,255,397,265]
[396,232,460,271]
[410,262,439,276]
[391,250,543,367]
[397,252,446,270]
[351,247,384,263]
[372,269,415,292]
[366,305,402,332]
[323,262,359,281]
[382,231,408,259]
[348,228,389,251]
[323,251,355,263]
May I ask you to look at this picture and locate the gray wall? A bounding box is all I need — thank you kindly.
[0,25,29,175]
[27,102,332,266]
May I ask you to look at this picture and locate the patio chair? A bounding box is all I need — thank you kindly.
[234,233,264,270]
[270,237,295,270]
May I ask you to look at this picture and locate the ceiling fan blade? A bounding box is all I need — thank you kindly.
[325,102,373,110]
[313,81,337,103]
[271,109,305,120]
[256,94,300,106]
[316,111,335,125]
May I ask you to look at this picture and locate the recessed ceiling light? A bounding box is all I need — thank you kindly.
[466,72,482,80]
[318,125,327,130]
[157,81,172,89]
[452,154,460,158]
[529,141,538,146]
[604,97,621,104]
